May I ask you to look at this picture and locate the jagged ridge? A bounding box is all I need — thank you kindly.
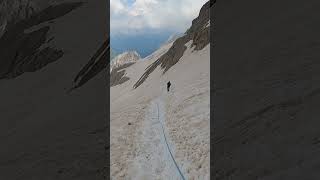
[110,51,140,72]
[133,1,212,89]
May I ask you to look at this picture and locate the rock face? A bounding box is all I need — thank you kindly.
[110,62,135,87]
[0,1,83,79]
[212,0,320,179]
[0,0,39,27]
[110,51,140,72]
[110,51,140,87]
[133,1,211,89]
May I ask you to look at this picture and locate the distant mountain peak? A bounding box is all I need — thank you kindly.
[110,50,141,72]
[165,33,183,44]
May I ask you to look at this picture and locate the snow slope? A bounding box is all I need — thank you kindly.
[110,39,210,179]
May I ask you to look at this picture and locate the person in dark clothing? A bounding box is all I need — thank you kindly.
[167,81,171,92]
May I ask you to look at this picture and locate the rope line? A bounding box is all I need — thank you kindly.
[156,102,186,180]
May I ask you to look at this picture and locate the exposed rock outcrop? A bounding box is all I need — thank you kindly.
[0,1,83,80]
[109,51,140,87]
[133,1,212,89]
[110,51,140,72]
[110,62,135,87]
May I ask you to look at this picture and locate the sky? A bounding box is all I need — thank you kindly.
[110,0,208,57]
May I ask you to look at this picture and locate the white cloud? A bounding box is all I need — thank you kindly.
[110,0,208,35]
[110,0,125,15]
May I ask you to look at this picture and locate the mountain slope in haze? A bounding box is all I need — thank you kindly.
[165,33,183,44]
[110,30,175,58]
[110,48,118,61]
[133,0,211,89]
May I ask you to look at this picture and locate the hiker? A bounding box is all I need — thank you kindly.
[167,81,171,92]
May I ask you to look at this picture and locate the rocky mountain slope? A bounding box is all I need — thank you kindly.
[109,51,140,87]
[110,1,211,179]
[133,0,211,89]
[110,51,140,72]
[212,0,320,179]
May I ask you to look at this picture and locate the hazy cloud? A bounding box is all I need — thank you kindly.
[110,0,208,35]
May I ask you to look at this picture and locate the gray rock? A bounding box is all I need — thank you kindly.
[110,62,135,87]
[133,1,211,89]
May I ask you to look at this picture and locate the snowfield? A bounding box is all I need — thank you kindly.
[111,40,210,179]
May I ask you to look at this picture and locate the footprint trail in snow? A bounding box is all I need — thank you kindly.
[128,95,185,180]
